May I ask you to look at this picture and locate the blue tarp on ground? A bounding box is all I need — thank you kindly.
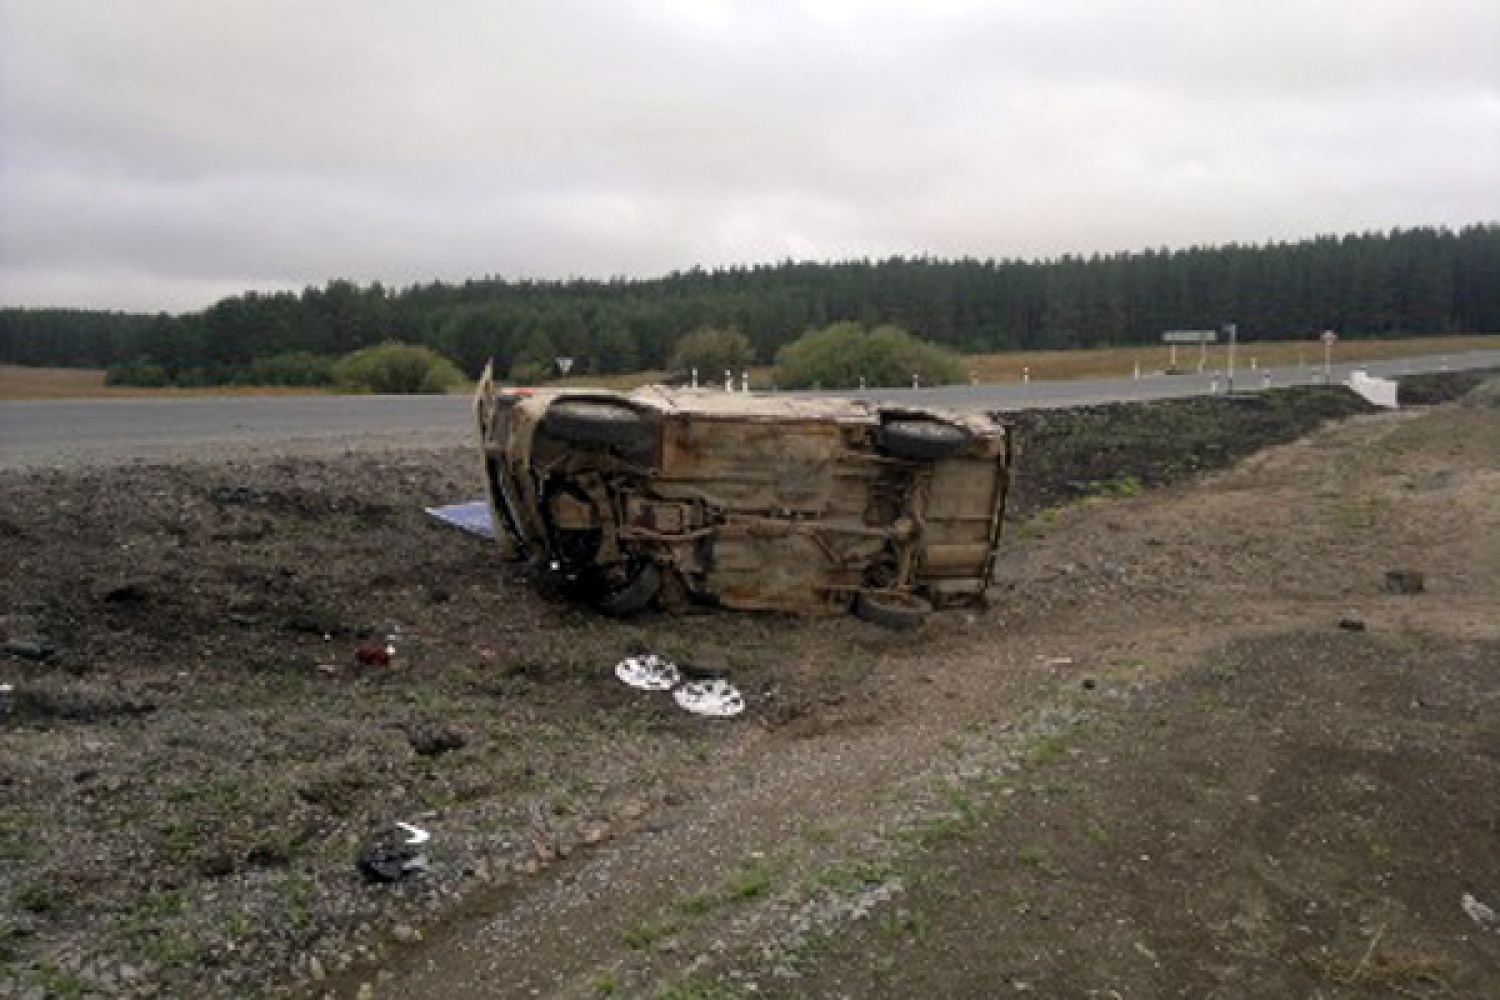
[423,501,494,539]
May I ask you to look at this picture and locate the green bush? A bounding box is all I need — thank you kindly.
[105,359,170,387]
[774,322,967,389]
[332,342,464,394]
[238,352,336,387]
[669,327,754,380]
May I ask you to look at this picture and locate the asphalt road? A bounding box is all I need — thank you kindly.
[2,349,1497,469]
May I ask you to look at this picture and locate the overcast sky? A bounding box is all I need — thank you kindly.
[2,0,1497,313]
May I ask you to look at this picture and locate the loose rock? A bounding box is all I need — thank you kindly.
[1383,569,1426,594]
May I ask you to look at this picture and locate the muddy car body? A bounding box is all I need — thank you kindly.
[475,367,1012,626]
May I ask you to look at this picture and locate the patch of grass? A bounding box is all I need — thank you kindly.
[622,918,680,951]
[0,811,34,861]
[111,892,201,970]
[903,814,972,849]
[1303,944,1450,989]
[815,858,896,893]
[1024,733,1071,766]
[1331,494,1390,533]
[1084,820,1111,844]
[591,703,662,737]
[273,872,317,937]
[727,858,774,902]
[879,908,927,941]
[1364,834,1393,869]
[592,968,621,995]
[653,976,744,1000]
[1091,474,1144,499]
[30,962,90,999]
[941,783,983,824]
[15,882,71,915]
[798,823,835,845]
[1016,843,1059,876]
[1033,778,1080,799]
[1206,663,1238,684]
[675,891,719,919]
[1192,693,1228,713]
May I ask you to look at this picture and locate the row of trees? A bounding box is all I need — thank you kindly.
[3,225,1497,383]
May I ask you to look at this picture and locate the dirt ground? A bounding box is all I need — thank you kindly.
[2,386,1497,1000]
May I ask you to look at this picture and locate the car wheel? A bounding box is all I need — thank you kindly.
[880,419,970,460]
[595,561,662,616]
[544,400,653,450]
[852,591,931,630]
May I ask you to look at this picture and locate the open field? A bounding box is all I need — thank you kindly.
[963,333,1500,383]
[8,335,1496,400]
[0,366,330,401]
[2,374,1496,999]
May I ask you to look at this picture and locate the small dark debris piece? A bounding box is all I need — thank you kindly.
[1338,615,1367,632]
[244,841,292,868]
[198,853,237,879]
[678,658,730,681]
[287,614,341,637]
[212,485,269,505]
[2,639,55,661]
[408,725,466,757]
[94,580,151,604]
[357,845,422,884]
[1081,677,1097,690]
[354,641,392,668]
[357,824,429,883]
[1383,569,1426,595]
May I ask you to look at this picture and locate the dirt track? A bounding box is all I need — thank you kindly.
[2,388,1497,1000]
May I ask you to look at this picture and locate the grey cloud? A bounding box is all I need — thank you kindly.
[2,0,1497,310]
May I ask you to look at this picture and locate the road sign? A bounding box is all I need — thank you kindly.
[1162,330,1218,344]
[555,357,574,375]
[1320,330,1337,346]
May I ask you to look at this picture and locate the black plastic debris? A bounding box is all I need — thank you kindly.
[1338,615,1367,632]
[357,822,431,884]
[2,639,55,661]
[358,845,418,883]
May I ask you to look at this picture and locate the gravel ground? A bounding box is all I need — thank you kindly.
[2,382,1495,1000]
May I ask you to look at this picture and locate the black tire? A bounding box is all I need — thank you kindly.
[595,562,662,616]
[543,400,653,450]
[880,419,970,460]
[852,591,932,630]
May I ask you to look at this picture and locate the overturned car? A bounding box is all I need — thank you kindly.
[475,366,1013,628]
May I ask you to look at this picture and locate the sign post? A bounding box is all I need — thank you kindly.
[1162,330,1218,376]
[1320,330,1337,385]
[1224,323,1238,394]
